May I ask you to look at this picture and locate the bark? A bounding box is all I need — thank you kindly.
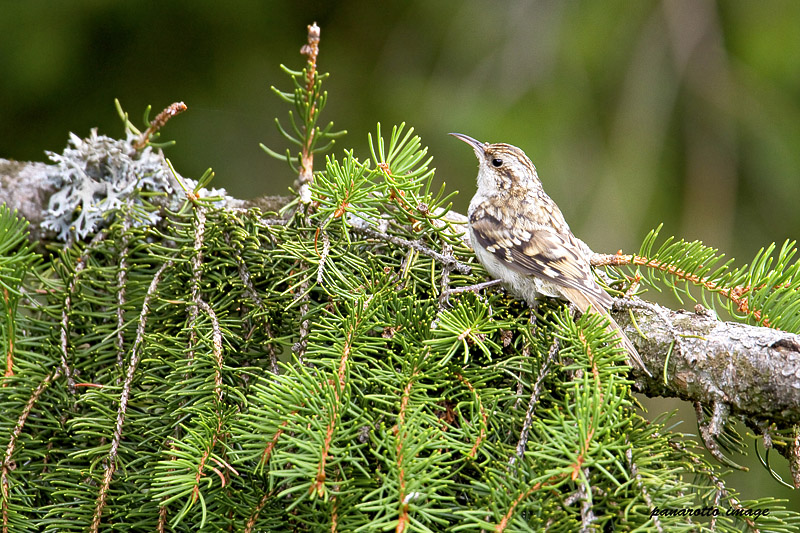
[615,302,800,424]
[0,159,57,242]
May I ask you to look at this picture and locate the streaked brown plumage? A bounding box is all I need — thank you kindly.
[452,133,650,376]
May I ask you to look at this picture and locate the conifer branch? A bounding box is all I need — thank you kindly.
[495,479,551,532]
[227,230,280,374]
[260,418,290,466]
[157,502,168,533]
[510,336,558,467]
[244,490,274,533]
[626,445,663,533]
[594,252,773,325]
[330,494,340,533]
[395,366,421,533]
[351,224,471,275]
[59,256,83,393]
[157,440,178,533]
[292,276,311,363]
[454,372,487,458]
[2,288,13,380]
[311,295,371,498]
[297,22,320,198]
[115,219,131,378]
[132,101,187,150]
[196,299,224,406]
[4,22,800,530]
[92,258,172,531]
[1,370,58,533]
[188,207,207,361]
[315,228,330,285]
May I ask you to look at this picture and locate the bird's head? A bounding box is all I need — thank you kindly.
[450,133,541,194]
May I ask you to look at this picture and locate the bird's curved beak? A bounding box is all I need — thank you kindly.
[449,133,486,157]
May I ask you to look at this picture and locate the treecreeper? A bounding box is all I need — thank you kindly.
[452,133,651,377]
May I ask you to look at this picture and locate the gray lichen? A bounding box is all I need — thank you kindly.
[42,129,227,242]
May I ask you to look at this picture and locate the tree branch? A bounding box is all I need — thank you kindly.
[611,299,800,424]
[3,156,800,440]
[0,159,57,243]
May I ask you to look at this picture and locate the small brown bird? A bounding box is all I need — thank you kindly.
[452,133,650,376]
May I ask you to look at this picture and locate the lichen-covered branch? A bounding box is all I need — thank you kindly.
[614,300,800,424]
[3,157,800,427]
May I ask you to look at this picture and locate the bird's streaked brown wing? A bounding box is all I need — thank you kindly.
[469,210,613,309]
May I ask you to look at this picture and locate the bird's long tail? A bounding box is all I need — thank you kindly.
[563,287,651,377]
[604,313,651,377]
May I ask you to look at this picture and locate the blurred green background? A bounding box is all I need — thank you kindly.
[2,0,799,510]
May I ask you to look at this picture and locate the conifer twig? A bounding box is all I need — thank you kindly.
[296,22,321,203]
[292,278,311,363]
[351,224,471,275]
[115,217,131,379]
[61,230,111,393]
[132,101,187,150]
[510,337,558,467]
[592,251,777,327]
[2,288,13,380]
[227,230,280,374]
[244,489,275,533]
[455,372,488,458]
[395,367,421,533]
[91,259,172,533]
[315,228,330,285]
[59,258,83,393]
[626,445,663,533]
[1,370,59,532]
[197,299,224,406]
[188,207,207,361]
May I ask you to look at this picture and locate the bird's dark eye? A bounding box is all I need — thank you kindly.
[491,158,503,168]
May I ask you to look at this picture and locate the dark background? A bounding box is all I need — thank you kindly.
[2,0,799,509]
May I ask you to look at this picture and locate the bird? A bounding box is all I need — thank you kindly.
[451,133,650,376]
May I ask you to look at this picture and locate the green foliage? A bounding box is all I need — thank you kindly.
[0,205,39,299]
[2,123,800,531]
[4,28,800,532]
[633,224,800,332]
[260,52,346,176]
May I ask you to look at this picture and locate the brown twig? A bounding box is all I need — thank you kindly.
[244,489,275,533]
[296,22,321,200]
[310,295,371,498]
[395,367,422,533]
[133,102,187,150]
[1,371,59,533]
[591,252,772,326]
